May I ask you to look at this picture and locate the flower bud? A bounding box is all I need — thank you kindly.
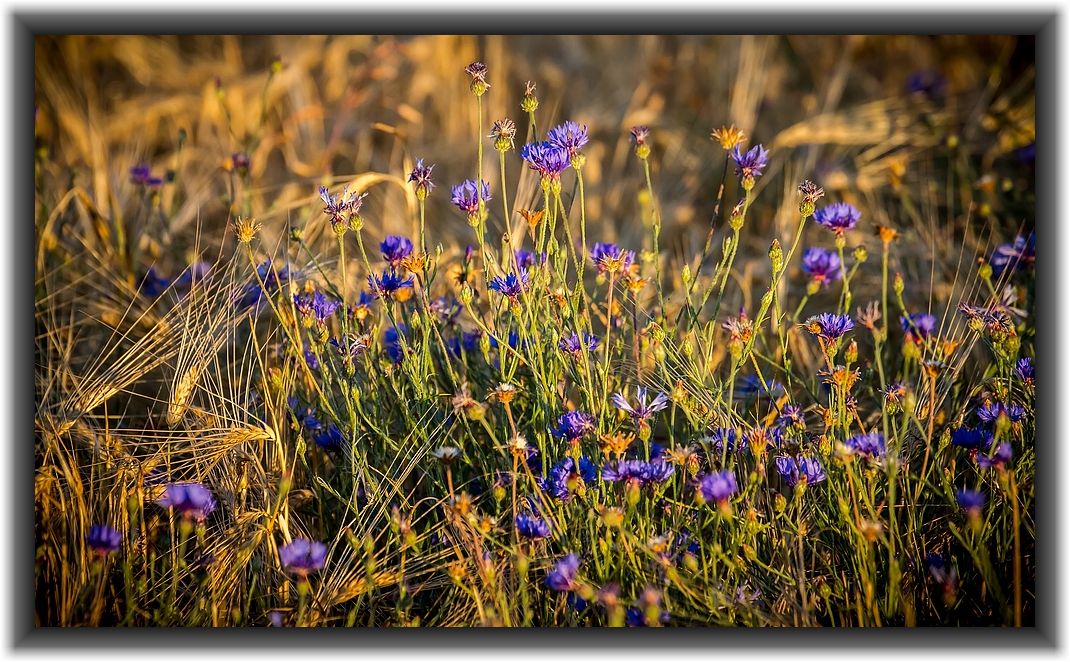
[853,246,868,264]
[769,239,784,274]
[894,272,905,296]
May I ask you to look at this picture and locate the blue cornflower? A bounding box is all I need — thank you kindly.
[319,185,367,228]
[539,456,598,501]
[989,234,1035,274]
[520,141,571,181]
[279,538,327,577]
[976,401,1027,425]
[553,411,595,441]
[775,456,827,488]
[329,333,370,364]
[514,249,542,270]
[546,121,590,158]
[130,163,164,187]
[450,179,492,217]
[429,296,463,323]
[803,312,855,342]
[380,235,414,267]
[303,346,319,371]
[951,426,994,450]
[293,290,340,326]
[407,159,435,198]
[977,443,1013,471]
[611,386,670,426]
[488,271,529,302]
[698,470,738,504]
[156,483,216,522]
[900,312,937,344]
[602,459,674,486]
[956,488,986,514]
[559,332,600,358]
[384,325,408,364]
[172,262,211,291]
[1015,357,1035,386]
[842,431,887,459]
[515,513,552,540]
[813,202,861,235]
[138,267,171,298]
[801,247,842,285]
[239,259,293,309]
[734,375,786,400]
[367,269,414,300]
[545,553,581,592]
[730,144,769,182]
[590,242,635,274]
[313,424,344,451]
[87,524,122,555]
[779,405,806,430]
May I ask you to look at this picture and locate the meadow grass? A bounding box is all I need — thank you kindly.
[34,35,1035,627]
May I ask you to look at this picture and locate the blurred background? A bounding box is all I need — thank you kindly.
[34,35,1035,307]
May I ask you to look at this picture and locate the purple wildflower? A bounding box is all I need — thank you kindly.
[515,513,552,540]
[559,332,600,358]
[380,235,414,267]
[279,538,327,577]
[779,405,806,430]
[698,470,738,504]
[801,247,842,285]
[704,427,748,454]
[803,312,855,341]
[730,144,769,181]
[450,179,492,217]
[842,431,887,459]
[775,456,827,488]
[546,121,590,157]
[553,411,595,441]
[813,202,861,234]
[539,456,598,501]
[900,313,937,344]
[590,242,635,274]
[602,459,674,486]
[367,269,414,300]
[156,483,216,522]
[407,159,435,198]
[989,234,1035,274]
[1015,357,1034,385]
[520,141,571,180]
[318,185,367,228]
[293,290,340,326]
[488,271,529,302]
[976,443,1013,471]
[87,524,122,555]
[951,426,994,450]
[545,553,581,592]
[956,488,986,515]
[130,163,164,187]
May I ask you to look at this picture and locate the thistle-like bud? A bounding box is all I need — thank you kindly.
[681,263,693,286]
[489,118,516,153]
[459,283,474,305]
[234,216,261,244]
[806,280,821,296]
[769,239,784,274]
[978,260,993,281]
[521,80,539,113]
[894,272,905,296]
[845,339,858,364]
[729,200,746,230]
[465,62,489,98]
[853,246,868,264]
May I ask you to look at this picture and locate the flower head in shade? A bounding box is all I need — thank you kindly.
[559,332,600,358]
[488,271,529,303]
[813,202,861,235]
[547,121,590,157]
[312,423,344,451]
[951,426,994,450]
[539,456,598,501]
[546,553,581,592]
[407,159,435,199]
[900,313,937,344]
[384,324,408,364]
[775,456,827,488]
[329,332,370,366]
[156,483,216,522]
[590,242,635,275]
[367,269,414,301]
[906,70,947,98]
[279,538,327,577]
[977,443,1013,471]
[611,386,670,426]
[801,247,842,285]
[130,163,164,187]
[515,512,552,539]
[293,290,340,327]
[956,488,986,515]
[989,234,1035,274]
[1015,357,1035,386]
[553,411,595,441]
[976,401,1027,426]
[87,524,122,555]
[450,179,492,218]
[380,235,414,268]
[779,405,806,431]
[734,375,786,400]
[730,143,769,182]
[803,312,855,342]
[702,427,748,454]
[602,459,674,486]
[520,141,571,181]
[841,432,887,460]
[697,470,738,504]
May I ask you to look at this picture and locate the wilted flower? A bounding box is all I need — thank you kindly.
[319,185,367,231]
[489,118,517,151]
[599,432,636,460]
[431,446,462,466]
[156,483,216,522]
[87,524,122,555]
[279,538,327,577]
[778,405,806,431]
[407,159,435,199]
[630,125,651,146]
[813,202,861,235]
[234,216,262,244]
